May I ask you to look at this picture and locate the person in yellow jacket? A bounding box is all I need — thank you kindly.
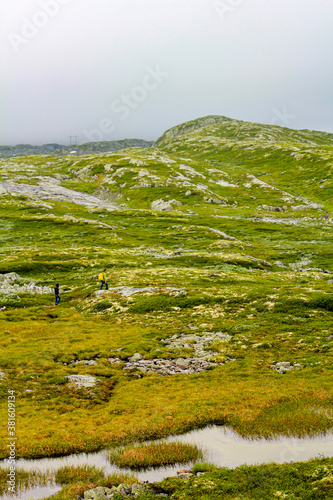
[99,269,108,290]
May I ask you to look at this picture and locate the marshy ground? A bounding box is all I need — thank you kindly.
[0,116,332,498]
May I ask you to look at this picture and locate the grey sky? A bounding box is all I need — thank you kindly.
[1,0,332,145]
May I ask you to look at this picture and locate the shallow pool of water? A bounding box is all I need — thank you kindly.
[1,426,332,499]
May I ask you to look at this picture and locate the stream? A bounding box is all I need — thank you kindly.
[1,425,332,499]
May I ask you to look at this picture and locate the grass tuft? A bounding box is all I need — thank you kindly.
[109,441,203,469]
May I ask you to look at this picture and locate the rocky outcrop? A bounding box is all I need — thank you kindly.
[0,180,120,210]
[108,332,234,376]
[84,483,165,499]
[151,199,182,211]
[65,374,98,388]
[92,286,157,298]
[270,362,303,374]
[122,356,220,376]
[0,273,52,295]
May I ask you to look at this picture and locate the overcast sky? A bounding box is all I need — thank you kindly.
[1,0,332,145]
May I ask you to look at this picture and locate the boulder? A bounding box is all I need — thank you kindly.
[65,374,98,388]
[274,261,287,268]
[151,199,182,211]
[129,353,142,361]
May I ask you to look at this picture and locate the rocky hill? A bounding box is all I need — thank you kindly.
[0,116,332,499]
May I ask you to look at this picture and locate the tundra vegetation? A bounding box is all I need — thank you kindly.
[0,116,332,498]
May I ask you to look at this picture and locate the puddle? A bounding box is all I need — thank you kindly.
[1,426,332,499]
[0,484,61,500]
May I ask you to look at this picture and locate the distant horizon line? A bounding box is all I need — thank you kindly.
[1,114,333,147]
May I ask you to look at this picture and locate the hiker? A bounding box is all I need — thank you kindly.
[54,283,60,305]
[99,269,108,290]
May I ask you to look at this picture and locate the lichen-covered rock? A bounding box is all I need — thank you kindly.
[109,331,234,376]
[274,261,287,268]
[270,362,303,374]
[0,273,52,295]
[65,374,98,388]
[151,199,182,211]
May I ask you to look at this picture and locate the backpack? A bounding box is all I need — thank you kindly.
[98,273,104,281]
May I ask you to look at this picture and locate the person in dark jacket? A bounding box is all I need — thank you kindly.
[54,283,60,305]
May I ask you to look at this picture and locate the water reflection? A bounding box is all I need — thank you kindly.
[1,426,332,499]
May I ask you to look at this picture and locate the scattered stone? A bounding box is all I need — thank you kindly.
[328,280,333,285]
[207,227,237,240]
[270,362,303,374]
[108,286,157,297]
[129,353,142,361]
[110,332,234,376]
[0,272,20,283]
[0,273,52,295]
[67,359,98,366]
[65,374,98,388]
[0,370,6,380]
[289,258,312,270]
[151,199,182,211]
[274,261,287,268]
[91,290,110,297]
[185,190,192,196]
[261,205,284,212]
[177,469,196,480]
[326,335,333,342]
[204,197,225,204]
[84,486,114,499]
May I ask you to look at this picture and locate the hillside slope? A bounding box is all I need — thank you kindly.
[155,115,333,208]
[0,117,332,497]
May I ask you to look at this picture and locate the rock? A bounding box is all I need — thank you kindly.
[131,484,146,496]
[151,199,182,211]
[185,190,192,196]
[69,359,98,366]
[84,486,115,499]
[0,273,52,295]
[129,353,142,361]
[270,362,302,374]
[204,197,225,204]
[91,290,110,297]
[0,272,20,283]
[261,205,284,212]
[116,484,132,497]
[0,370,6,380]
[328,280,333,285]
[274,261,287,268]
[291,205,307,212]
[207,227,237,240]
[65,374,98,388]
[177,469,195,480]
[108,286,157,297]
[0,180,120,210]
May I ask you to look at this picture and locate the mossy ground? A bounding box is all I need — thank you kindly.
[0,118,332,498]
